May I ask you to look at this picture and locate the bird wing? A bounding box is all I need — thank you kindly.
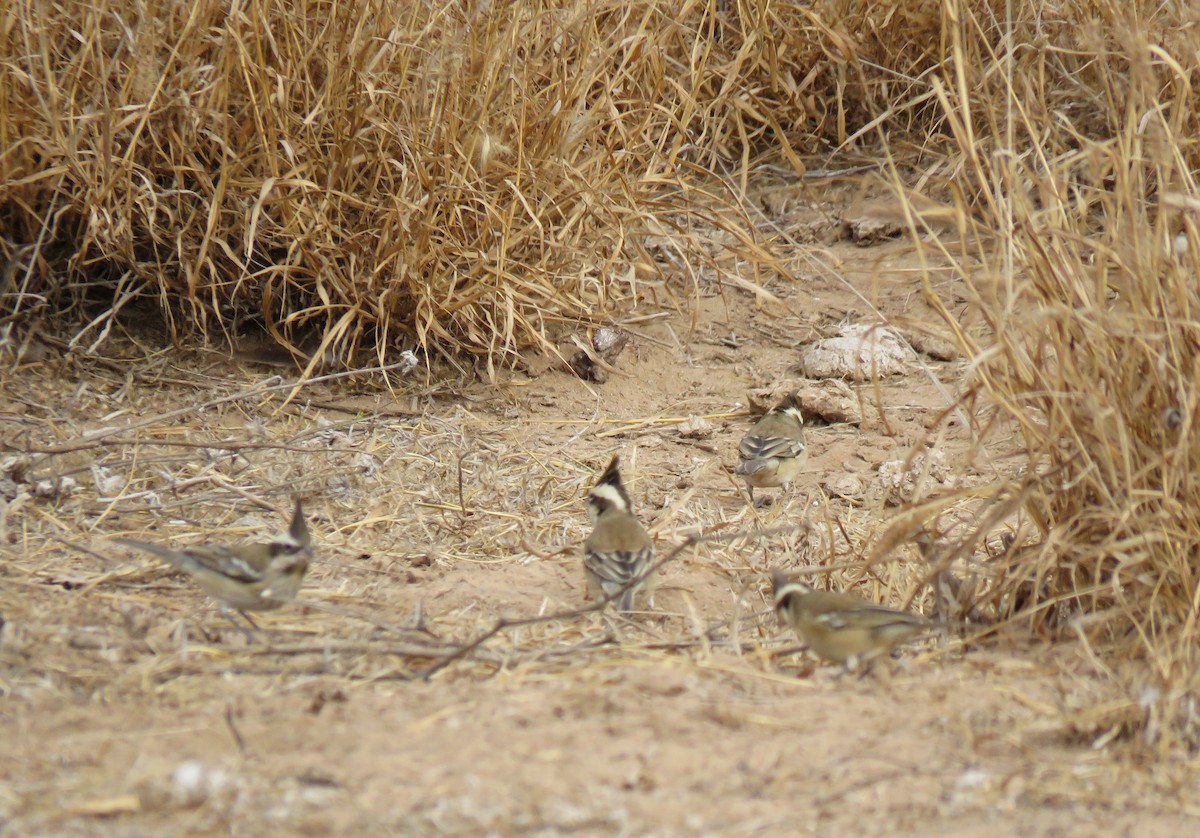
[114,538,269,582]
[814,603,928,632]
[584,545,653,586]
[738,434,806,463]
[183,545,272,582]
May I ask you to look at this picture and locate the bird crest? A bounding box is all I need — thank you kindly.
[588,455,632,514]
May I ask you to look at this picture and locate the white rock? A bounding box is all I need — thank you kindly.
[876,448,953,503]
[800,323,915,380]
[676,415,714,439]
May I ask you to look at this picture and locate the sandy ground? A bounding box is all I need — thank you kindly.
[3,182,1200,836]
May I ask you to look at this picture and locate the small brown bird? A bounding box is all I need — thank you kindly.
[114,498,312,627]
[584,456,656,613]
[771,569,934,671]
[735,393,808,505]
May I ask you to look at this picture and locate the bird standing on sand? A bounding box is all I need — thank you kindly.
[114,498,312,627]
[771,569,935,671]
[735,393,808,505]
[584,456,656,613]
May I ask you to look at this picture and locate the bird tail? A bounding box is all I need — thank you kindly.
[615,588,636,613]
[111,537,190,570]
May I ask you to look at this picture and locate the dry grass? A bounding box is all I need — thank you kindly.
[0,0,872,368]
[880,0,1200,750]
[0,0,1008,368]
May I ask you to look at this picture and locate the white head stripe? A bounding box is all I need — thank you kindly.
[589,483,628,510]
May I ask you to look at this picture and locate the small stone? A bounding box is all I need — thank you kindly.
[824,472,865,500]
[676,415,714,439]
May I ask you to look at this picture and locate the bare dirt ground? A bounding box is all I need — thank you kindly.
[3,181,1200,836]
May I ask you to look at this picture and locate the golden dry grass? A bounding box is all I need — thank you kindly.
[0,0,826,368]
[0,0,1005,367]
[883,0,1200,750]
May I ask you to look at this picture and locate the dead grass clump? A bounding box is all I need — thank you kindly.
[1,0,1004,368]
[899,0,1200,749]
[4,0,683,368]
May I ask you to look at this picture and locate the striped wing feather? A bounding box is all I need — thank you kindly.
[584,545,653,587]
[739,434,806,462]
